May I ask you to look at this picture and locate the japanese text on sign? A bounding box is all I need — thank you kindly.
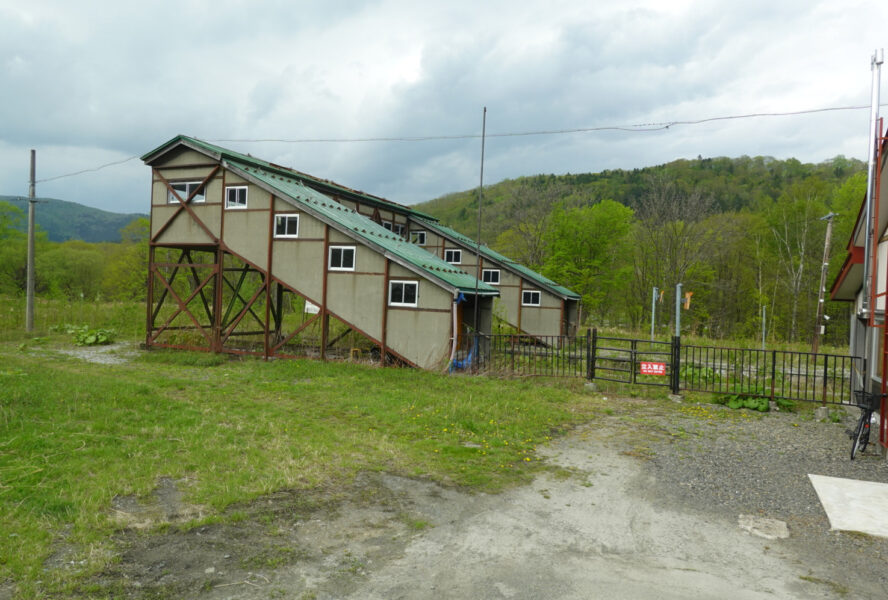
[640,362,666,376]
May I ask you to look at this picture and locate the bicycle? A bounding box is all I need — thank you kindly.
[850,391,883,460]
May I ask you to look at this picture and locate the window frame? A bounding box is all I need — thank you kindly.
[409,230,427,245]
[482,268,501,285]
[389,280,419,307]
[328,245,356,271]
[167,181,206,204]
[225,185,248,210]
[444,249,462,264]
[274,213,300,238]
[522,289,541,306]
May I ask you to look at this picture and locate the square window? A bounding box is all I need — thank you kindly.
[522,290,541,306]
[167,181,205,204]
[274,214,299,238]
[226,186,248,209]
[393,224,406,237]
[382,221,393,231]
[482,269,500,284]
[444,249,461,264]
[329,245,355,271]
[389,280,418,307]
[409,231,427,245]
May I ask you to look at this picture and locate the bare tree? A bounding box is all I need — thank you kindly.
[631,175,720,331]
[767,180,828,342]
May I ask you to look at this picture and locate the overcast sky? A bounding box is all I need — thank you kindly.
[1,0,886,215]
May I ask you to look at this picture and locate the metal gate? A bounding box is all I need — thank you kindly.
[469,329,864,406]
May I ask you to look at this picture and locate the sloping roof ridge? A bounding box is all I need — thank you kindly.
[144,135,438,222]
[414,216,580,299]
[228,160,496,295]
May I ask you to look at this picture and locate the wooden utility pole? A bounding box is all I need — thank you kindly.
[812,212,836,354]
[26,150,36,332]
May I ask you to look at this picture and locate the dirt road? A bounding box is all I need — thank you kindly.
[90,403,887,600]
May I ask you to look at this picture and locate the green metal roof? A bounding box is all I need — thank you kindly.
[142,135,439,222]
[414,218,581,300]
[228,160,497,296]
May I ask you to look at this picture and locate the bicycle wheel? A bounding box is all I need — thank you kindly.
[859,415,871,454]
[851,414,867,460]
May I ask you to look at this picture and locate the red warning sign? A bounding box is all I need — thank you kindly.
[640,362,667,376]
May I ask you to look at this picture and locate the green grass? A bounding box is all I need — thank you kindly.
[0,318,597,596]
[0,294,144,343]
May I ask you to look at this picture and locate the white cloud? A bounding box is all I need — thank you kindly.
[0,0,886,213]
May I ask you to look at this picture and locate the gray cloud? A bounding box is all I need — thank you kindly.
[0,0,885,213]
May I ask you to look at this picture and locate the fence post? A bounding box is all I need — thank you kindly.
[671,335,681,394]
[631,339,638,384]
[821,354,828,406]
[589,328,597,381]
[770,350,777,402]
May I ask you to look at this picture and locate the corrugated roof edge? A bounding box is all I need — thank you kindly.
[141,135,439,222]
[414,217,581,300]
[220,158,498,297]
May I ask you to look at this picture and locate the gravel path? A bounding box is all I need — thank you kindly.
[608,398,888,598]
[56,394,888,599]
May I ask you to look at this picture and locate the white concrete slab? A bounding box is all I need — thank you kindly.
[808,474,888,538]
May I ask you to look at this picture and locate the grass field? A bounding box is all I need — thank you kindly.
[0,295,850,597]
[0,296,603,597]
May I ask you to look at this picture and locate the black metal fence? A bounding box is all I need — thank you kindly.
[458,329,864,406]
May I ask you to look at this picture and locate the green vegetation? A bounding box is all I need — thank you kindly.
[0,296,597,596]
[0,196,146,243]
[0,201,148,303]
[417,155,865,345]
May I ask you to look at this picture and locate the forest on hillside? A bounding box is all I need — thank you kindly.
[0,202,148,302]
[416,155,868,346]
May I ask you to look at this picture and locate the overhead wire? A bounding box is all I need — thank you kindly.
[34,103,885,184]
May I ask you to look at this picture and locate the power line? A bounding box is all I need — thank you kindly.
[35,155,139,184]
[210,104,882,144]
[33,102,885,183]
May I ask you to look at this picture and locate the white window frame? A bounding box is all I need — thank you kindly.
[444,249,462,264]
[225,185,248,209]
[410,230,427,245]
[274,214,299,238]
[389,280,418,307]
[382,220,394,231]
[393,223,406,237]
[167,181,206,204]
[482,269,500,285]
[522,290,541,306]
[329,245,356,271]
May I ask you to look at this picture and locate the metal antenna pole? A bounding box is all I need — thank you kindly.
[472,107,486,366]
[812,212,837,354]
[863,48,883,385]
[761,305,766,350]
[862,49,883,319]
[650,286,658,341]
[26,149,36,332]
[674,282,682,338]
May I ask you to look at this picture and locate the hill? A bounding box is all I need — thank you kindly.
[0,196,147,243]
[414,155,866,244]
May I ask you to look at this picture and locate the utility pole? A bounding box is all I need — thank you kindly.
[26,150,36,332]
[812,212,837,354]
[472,107,486,369]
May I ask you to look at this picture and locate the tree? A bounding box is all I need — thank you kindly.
[543,200,634,324]
[0,201,27,295]
[493,181,579,269]
[766,177,830,342]
[631,175,721,332]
